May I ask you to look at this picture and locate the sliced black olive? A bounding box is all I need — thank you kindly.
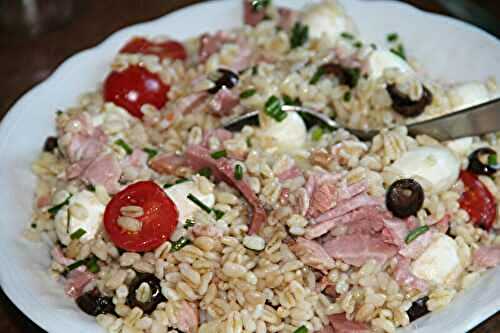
[43,136,58,152]
[467,147,498,176]
[76,289,114,316]
[386,179,424,218]
[321,63,360,88]
[127,273,165,314]
[387,84,433,117]
[207,68,239,94]
[407,296,429,322]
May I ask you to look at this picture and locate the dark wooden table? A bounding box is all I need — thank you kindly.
[0,1,498,332]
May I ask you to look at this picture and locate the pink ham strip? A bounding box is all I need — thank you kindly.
[329,314,371,333]
[185,145,267,234]
[472,245,500,268]
[199,31,235,62]
[398,229,433,259]
[277,165,302,182]
[315,194,381,223]
[243,0,266,26]
[149,153,186,175]
[289,238,335,274]
[209,87,240,116]
[177,301,199,333]
[52,247,76,267]
[174,92,209,115]
[393,256,428,292]
[323,234,398,267]
[64,270,95,298]
[81,153,122,194]
[381,216,419,247]
[201,128,234,148]
[315,325,335,333]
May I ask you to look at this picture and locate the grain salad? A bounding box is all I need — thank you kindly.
[28,1,500,332]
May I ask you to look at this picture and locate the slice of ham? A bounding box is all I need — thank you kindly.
[243,0,266,27]
[51,247,76,267]
[81,153,122,194]
[63,113,107,163]
[149,153,186,175]
[393,255,428,292]
[64,270,95,298]
[201,128,234,148]
[323,234,398,267]
[398,229,433,259]
[185,145,267,234]
[315,325,335,333]
[315,194,381,223]
[199,31,235,62]
[277,165,302,182]
[381,216,419,247]
[174,92,208,115]
[209,87,240,117]
[432,214,450,234]
[289,238,335,274]
[124,149,148,168]
[472,245,500,268]
[329,314,371,333]
[177,301,199,333]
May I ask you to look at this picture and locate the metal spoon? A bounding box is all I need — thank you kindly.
[223,97,500,141]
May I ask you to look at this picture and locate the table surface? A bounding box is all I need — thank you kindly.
[0,0,499,332]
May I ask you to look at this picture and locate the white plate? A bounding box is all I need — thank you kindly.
[0,1,499,332]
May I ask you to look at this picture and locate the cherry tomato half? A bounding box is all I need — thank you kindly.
[120,37,187,61]
[459,170,497,231]
[104,181,178,252]
[104,65,170,118]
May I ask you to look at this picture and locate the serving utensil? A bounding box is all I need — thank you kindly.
[223,97,500,141]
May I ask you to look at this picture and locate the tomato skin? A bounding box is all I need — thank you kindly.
[459,170,497,231]
[120,37,187,61]
[104,65,170,118]
[104,181,178,252]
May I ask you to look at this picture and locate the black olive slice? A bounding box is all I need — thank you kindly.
[467,147,498,176]
[386,179,424,218]
[76,289,115,316]
[43,136,59,152]
[387,84,433,117]
[407,296,430,322]
[207,68,239,94]
[127,273,165,314]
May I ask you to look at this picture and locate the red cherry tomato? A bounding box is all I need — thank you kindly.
[459,170,497,231]
[120,37,187,61]
[104,181,178,252]
[104,65,170,118]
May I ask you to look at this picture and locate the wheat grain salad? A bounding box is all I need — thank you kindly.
[28,0,500,332]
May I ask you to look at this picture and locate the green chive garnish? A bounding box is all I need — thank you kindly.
[293,326,308,333]
[240,89,257,99]
[387,33,399,42]
[66,260,86,272]
[310,66,326,85]
[488,153,497,166]
[143,147,158,160]
[86,184,96,192]
[264,96,287,122]
[70,228,87,240]
[283,95,301,106]
[198,167,212,178]
[311,127,324,141]
[290,22,309,49]
[405,225,430,244]
[390,44,407,60]
[170,237,191,252]
[343,91,352,102]
[56,110,63,116]
[246,137,252,147]
[184,219,195,229]
[340,32,354,40]
[31,223,37,229]
[213,209,225,220]
[234,164,244,180]
[211,150,227,159]
[252,65,258,76]
[115,139,133,155]
[48,194,72,217]
[85,256,100,273]
[187,193,212,214]
[345,67,361,88]
[354,41,363,48]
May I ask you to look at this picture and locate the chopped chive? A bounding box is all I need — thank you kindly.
[311,127,324,141]
[275,110,288,122]
[213,209,225,220]
[48,194,72,217]
[31,223,37,229]
[70,228,87,240]
[309,66,326,85]
[282,95,301,106]
[264,96,287,122]
[143,147,158,160]
[170,237,191,252]
[210,150,227,159]
[354,41,363,48]
[345,67,361,88]
[187,193,212,214]
[251,0,271,12]
[405,225,430,244]
[66,260,86,272]
[115,139,133,155]
[290,22,309,49]
[184,219,195,229]
[56,110,63,116]
[488,153,497,166]
[340,32,354,40]
[198,167,212,178]
[85,256,100,273]
[234,164,244,180]
[390,44,407,60]
[240,89,257,99]
[343,91,352,102]
[86,184,96,192]
[252,65,258,76]
[246,137,252,147]
[387,33,399,42]
[294,326,308,333]
[370,43,377,49]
